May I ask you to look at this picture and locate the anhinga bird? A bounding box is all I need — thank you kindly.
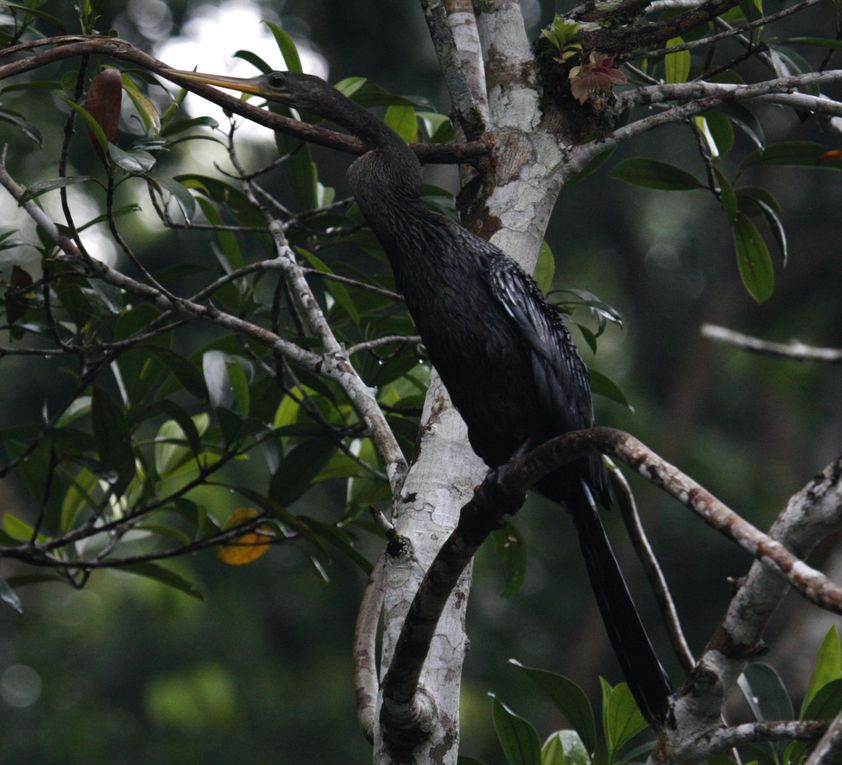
[171,68,672,725]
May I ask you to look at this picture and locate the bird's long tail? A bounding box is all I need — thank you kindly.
[569,493,672,727]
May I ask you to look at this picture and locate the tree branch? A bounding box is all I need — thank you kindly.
[679,719,828,762]
[421,0,490,135]
[667,457,842,760]
[0,35,487,165]
[806,711,842,765]
[354,553,385,743]
[702,324,842,363]
[381,426,842,746]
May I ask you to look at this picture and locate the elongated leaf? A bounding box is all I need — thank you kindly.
[738,663,794,722]
[743,141,827,168]
[491,695,542,765]
[717,103,764,150]
[0,107,42,145]
[611,159,702,190]
[588,369,633,411]
[665,37,690,83]
[63,98,109,155]
[702,111,734,157]
[270,439,337,506]
[120,72,161,135]
[731,212,774,303]
[384,104,418,143]
[803,626,842,715]
[780,36,842,49]
[120,562,203,600]
[752,198,788,266]
[601,680,648,758]
[263,20,303,73]
[109,143,156,174]
[535,241,556,294]
[335,76,367,97]
[91,386,135,495]
[299,516,372,574]
[511,661,597,754]
[20,175,95,203]
[788,678,842,765]
[542,731,591,765]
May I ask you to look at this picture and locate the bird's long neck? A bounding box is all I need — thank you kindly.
[318,88,412,157]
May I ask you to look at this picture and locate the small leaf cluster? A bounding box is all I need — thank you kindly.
[540,16,583,64]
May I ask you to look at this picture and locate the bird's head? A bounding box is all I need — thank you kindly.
[167,69,333,113]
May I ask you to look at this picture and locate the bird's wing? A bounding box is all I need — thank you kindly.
[487,254,594,434]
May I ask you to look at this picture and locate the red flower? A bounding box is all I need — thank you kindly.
[569,52,627,104]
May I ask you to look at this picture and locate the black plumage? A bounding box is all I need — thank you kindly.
[172,68,672,725]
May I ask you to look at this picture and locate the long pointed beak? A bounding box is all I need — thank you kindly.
[167,69,265,97]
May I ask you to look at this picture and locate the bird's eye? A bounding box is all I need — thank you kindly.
[267,72,287,89]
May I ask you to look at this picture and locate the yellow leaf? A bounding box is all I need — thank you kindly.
[217,508,272,566]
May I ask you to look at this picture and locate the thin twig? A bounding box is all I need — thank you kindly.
[702,324,842,363]
[607,461,695,674]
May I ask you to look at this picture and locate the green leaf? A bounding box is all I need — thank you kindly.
[109,143,156,174]
[731,212,774,303]
[788,678,842,765]
[701,111,734,157]
[270,439,338,506]
[511,661,597,754]
[491,521,527,597]
[779,36,842,49]
[717,103,764,150]
[120,72,161,135]
[63,97,109,155]
[611,159,702,190]
[299,517,372,575]
[588,369,633,411]
[0,107,43,145]
[458,757,493,765]
[226,358,251,417]
[542,731,592,765]
[148,346,207,401]
[91,386,136,495]
[535,241,556,293]
[20,175,95,203]
[120,562,203,600]
[665,37,690,83]
[743,141,827,168]
[150,177,196,223]
[335,76,368,98]
[803,626,842,715]
[263,20,303,73]
[601,679,648,760]
[0,576,23,614]
[803,677,842,720]
[491,695,542,765]
[61,467,99,531]
[384,104,418,143]
[738,663,794,722]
